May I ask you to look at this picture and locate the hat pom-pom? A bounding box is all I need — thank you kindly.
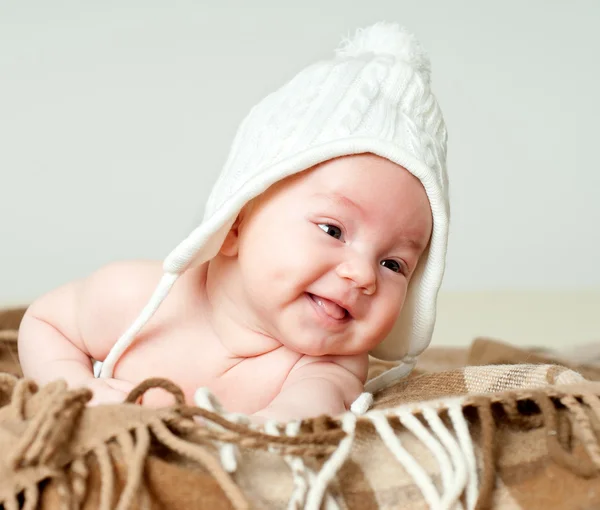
[335,22,431,83]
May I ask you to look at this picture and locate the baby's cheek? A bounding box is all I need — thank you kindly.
[374,292,406,336]
[390,283,409,315]
[258,250,306,285]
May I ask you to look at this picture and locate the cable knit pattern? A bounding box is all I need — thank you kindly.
[206,50,447,220]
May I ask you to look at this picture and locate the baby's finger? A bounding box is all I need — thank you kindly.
[87,386,128,406]
[104,378,136,393]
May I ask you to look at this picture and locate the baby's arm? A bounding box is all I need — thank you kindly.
[252,354,368,422]
[18,261,162,401]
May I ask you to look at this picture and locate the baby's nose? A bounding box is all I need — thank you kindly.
[336,257,377,295]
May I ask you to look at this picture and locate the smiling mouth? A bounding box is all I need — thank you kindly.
[307,293,350,320]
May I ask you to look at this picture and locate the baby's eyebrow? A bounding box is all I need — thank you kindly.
[383,227,430,256]
[313,192,366,218]
[399,236,428,253]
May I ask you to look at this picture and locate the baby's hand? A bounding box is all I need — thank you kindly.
[84,378,136,406]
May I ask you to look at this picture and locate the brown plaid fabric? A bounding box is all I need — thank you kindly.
[1,306,600,509]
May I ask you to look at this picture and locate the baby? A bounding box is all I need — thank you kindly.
[18,22,449,422]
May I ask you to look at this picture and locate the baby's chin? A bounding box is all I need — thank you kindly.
[279,337,372,358]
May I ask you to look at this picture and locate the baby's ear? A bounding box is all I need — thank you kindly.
[219,214,243,257]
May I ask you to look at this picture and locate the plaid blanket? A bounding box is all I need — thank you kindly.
[1,306,600,509]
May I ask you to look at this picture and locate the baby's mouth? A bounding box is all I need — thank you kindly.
[307,293,349,320]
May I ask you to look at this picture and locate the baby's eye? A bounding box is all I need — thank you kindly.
[380,259,403,274]
[318,223,343,240]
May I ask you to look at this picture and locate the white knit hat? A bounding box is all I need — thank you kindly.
[99,22,450,392]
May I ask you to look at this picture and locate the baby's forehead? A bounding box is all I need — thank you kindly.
[264,153,419,204]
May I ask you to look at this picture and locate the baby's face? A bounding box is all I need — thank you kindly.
[225,153,432,357]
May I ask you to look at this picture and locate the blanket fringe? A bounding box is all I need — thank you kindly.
[3,377,600,510]
[93,444,115,510]
[148,418,249,510]
[0,329,19,342]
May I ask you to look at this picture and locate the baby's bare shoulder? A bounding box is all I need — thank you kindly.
[22,259,168,362]
[77,260,167,358]
[81,260,165,318]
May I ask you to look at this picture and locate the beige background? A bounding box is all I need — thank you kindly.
[434,291,600,349]
[1,1,599,349]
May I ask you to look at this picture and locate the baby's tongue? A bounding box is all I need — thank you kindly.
[313,295,346,319]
